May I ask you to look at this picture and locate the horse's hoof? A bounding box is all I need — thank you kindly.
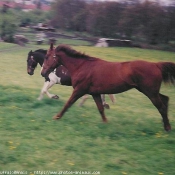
[103,103,110,109]
[52,95,59,99]
[78,103,83,107]
[102,118,108,123]
[53,115,61,120]
[164,125,171,132]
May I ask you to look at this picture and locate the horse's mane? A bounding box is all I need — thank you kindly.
[55,44,96,60]
[34,49,47,55]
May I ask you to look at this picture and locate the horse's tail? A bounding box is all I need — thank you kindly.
[158,62,175,85]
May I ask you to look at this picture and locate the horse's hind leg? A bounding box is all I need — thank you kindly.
[101,94,110,109]
[148,93,171,131]
[79,94,111,109]
[92,94,107,122]
[159,93,171,131]
[79,94,89,107]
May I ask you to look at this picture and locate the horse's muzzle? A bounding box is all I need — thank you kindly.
[28,71,34,75]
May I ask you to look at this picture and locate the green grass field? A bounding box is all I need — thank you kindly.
[0,42,175,175]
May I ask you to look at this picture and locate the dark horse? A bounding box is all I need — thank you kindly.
[27,49,113,107]
[27,49,71,100]
[41,43,175,131]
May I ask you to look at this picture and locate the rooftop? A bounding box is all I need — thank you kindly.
[0,1,51,11]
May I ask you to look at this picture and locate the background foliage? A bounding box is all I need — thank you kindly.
[0,8,51,42]
[50,0,175,44]
[1,0,175,46]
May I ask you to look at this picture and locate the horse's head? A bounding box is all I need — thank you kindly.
[27,50,38,75]
[41,43,60,77]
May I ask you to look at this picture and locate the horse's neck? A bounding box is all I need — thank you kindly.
[35,53,44,67]
[61,55,85,73]
[38,58,44,67]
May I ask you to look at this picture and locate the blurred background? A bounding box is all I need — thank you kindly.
[1,0,175,50]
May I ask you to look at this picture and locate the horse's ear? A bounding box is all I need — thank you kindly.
[50,42,53,50]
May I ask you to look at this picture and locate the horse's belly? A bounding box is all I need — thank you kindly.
[49,72,61,84]
[89,80,133,94]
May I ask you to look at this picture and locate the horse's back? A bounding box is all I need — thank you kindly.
[84,60,134,93]
[87,60,162,94]
[130,60,161,78]
[129,60,163,90]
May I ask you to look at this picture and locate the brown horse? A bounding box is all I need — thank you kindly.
[27,49,114,107]
[41,43,175,131]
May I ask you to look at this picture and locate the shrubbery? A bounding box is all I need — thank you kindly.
[0,8,51,43]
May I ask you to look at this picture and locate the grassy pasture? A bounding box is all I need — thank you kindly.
[0,42,175,175]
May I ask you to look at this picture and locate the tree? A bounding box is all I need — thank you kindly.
[119,0,167,44]
[50,0,175,44]
[0,10,18,42]
[118,3,140,39]
[51,0,87,30]
[86,2,123,37]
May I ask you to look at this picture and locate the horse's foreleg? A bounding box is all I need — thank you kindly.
[38,81,58,100]
[53,89,84,120]
[37,81,50,100]
[45,81,59,99]
[92,94,107,122]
